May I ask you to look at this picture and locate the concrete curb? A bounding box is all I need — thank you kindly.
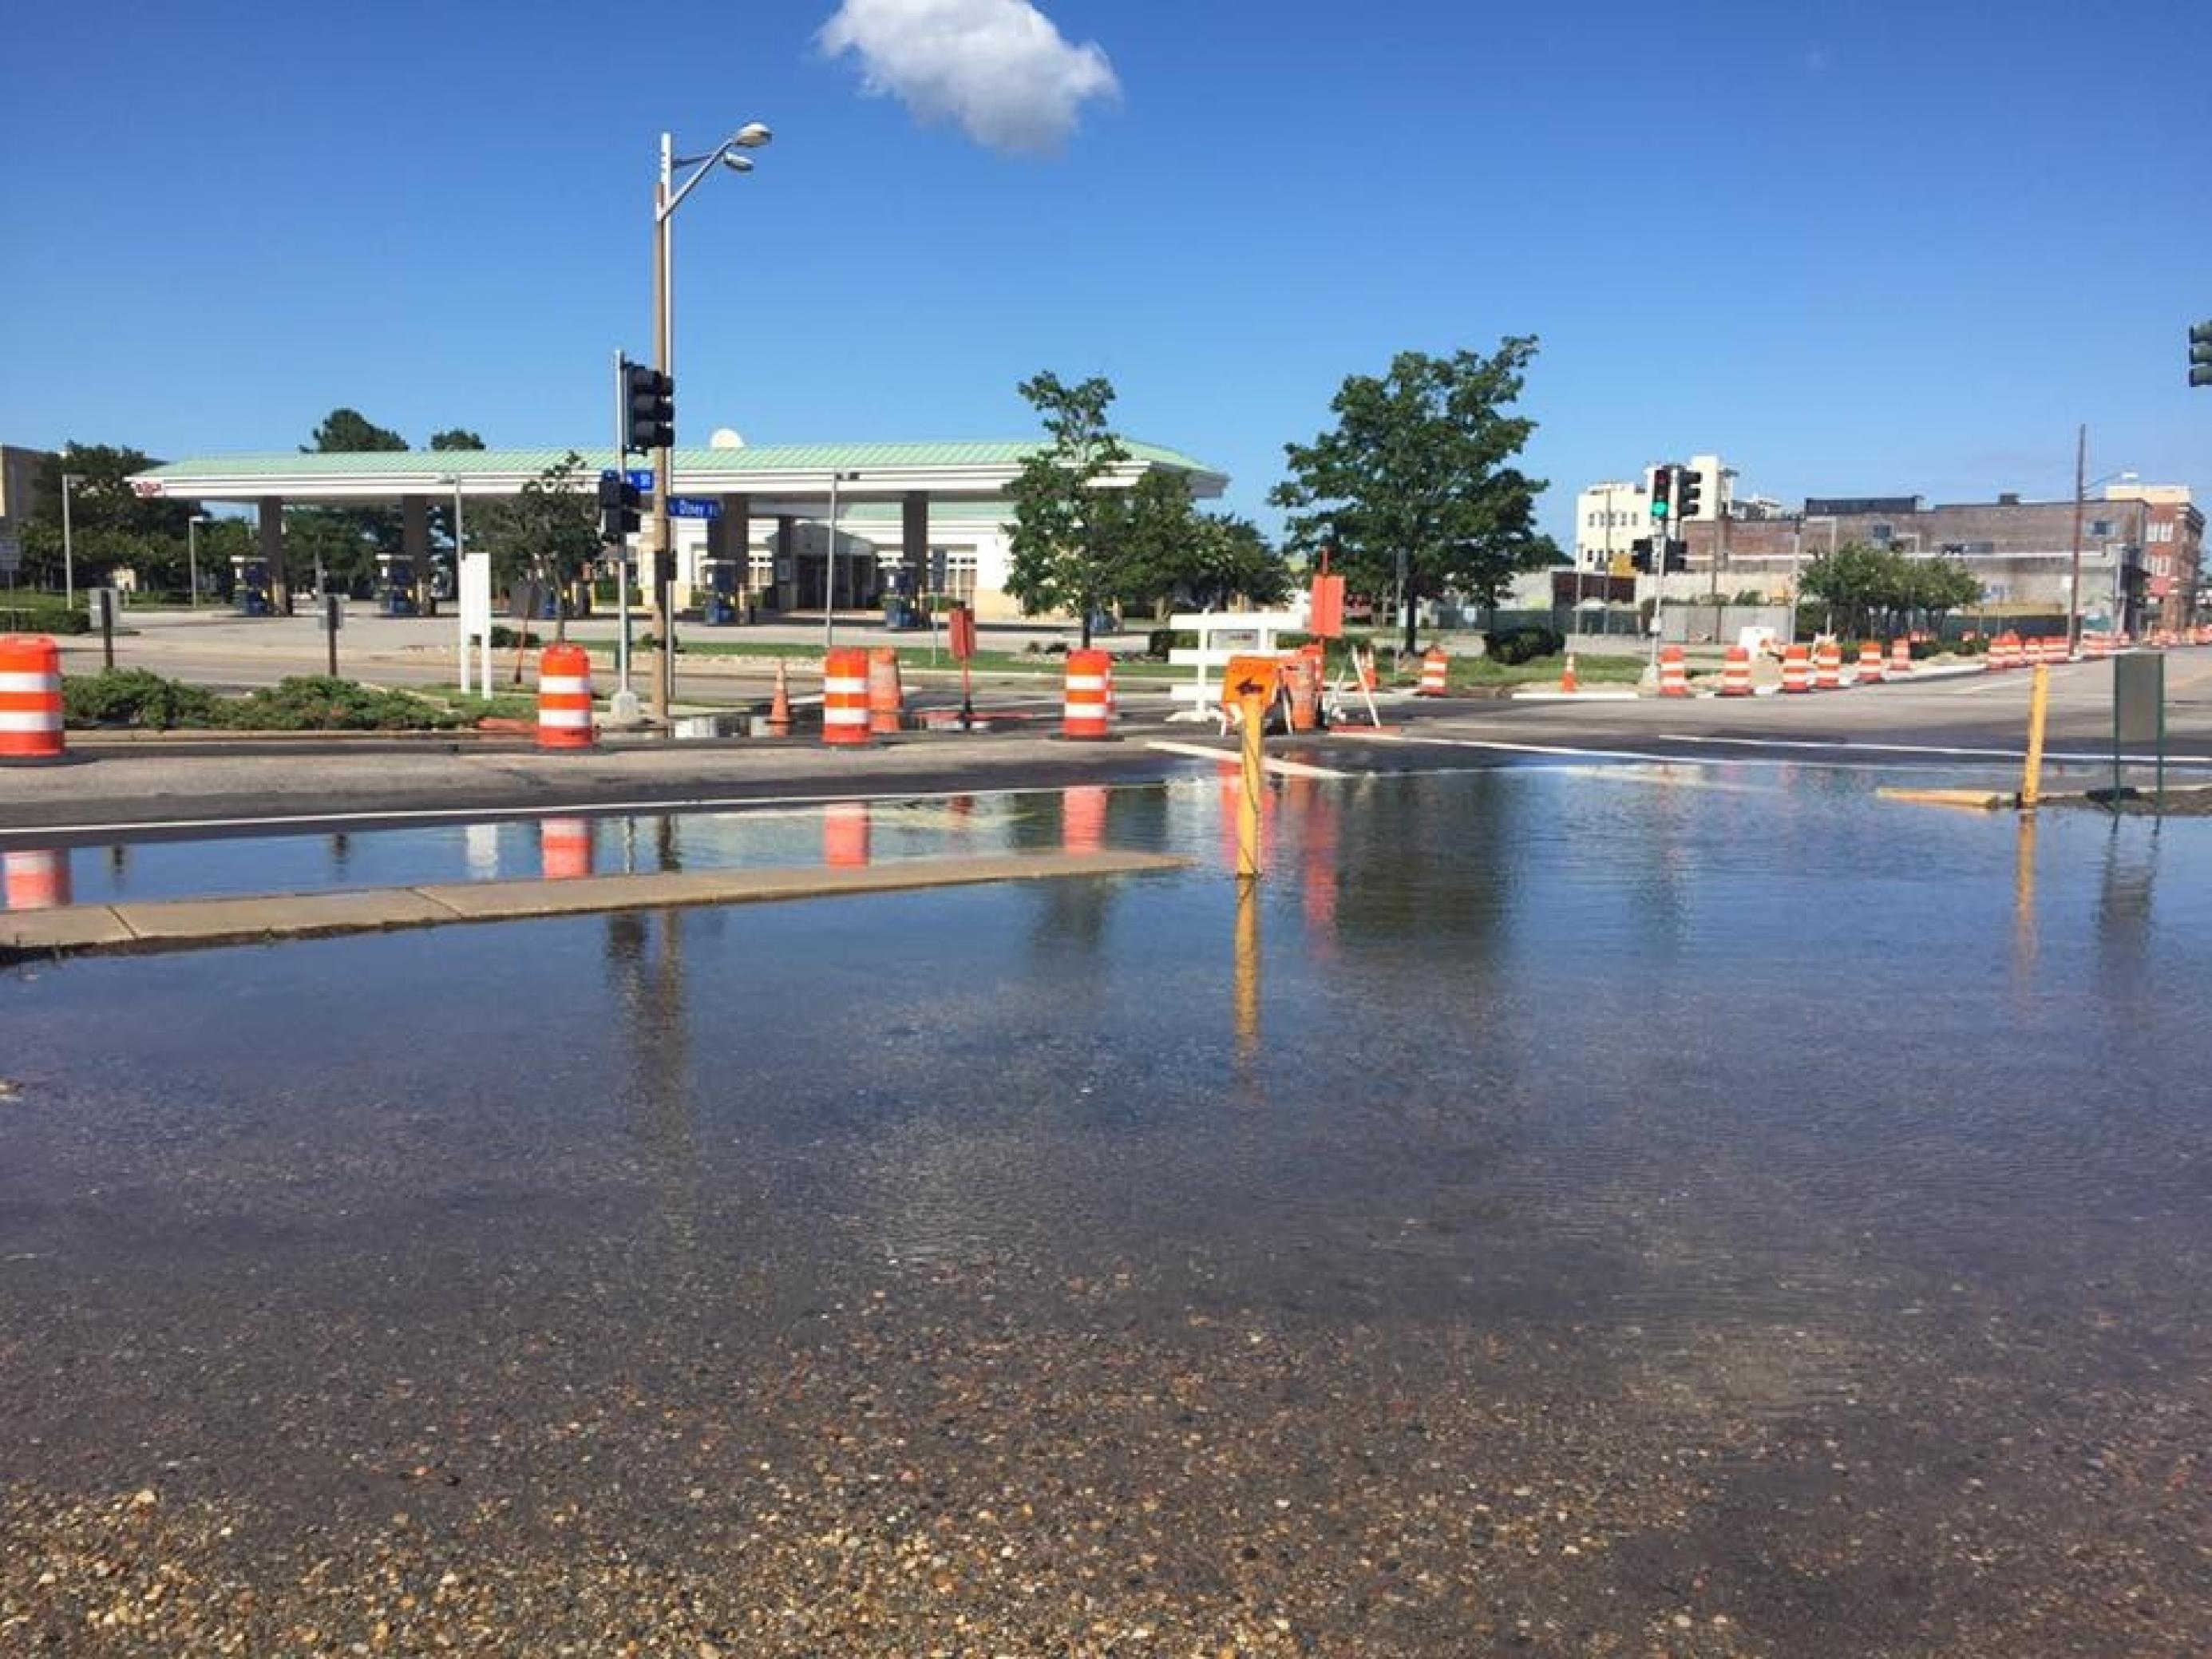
[0,849,1190,964]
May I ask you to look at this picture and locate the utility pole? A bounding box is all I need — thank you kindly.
[2068,423,2086,655]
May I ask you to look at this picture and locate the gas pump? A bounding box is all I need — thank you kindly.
[699,556,740,626]
[231,555,271,617]
[377,553,418,617]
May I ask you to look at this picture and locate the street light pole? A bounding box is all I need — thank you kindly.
[649,120,771,725]
[821,469,859,652]
[61,473,82,609]
[188,513,210,608]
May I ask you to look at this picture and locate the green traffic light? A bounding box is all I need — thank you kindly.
[1651,501,1669,520]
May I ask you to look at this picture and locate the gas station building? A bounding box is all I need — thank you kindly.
[128,440,1227,622]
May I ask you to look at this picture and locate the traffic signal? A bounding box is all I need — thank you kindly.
[597,473,641,543]
[2191,321,2212,389]
[622,360,675,453]
[1664,538,1690,572]
[1630,537,1654,572]
[1648,465,1675,521]
[1674,469,1705,521]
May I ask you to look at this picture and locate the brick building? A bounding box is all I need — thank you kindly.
[1672,488,2203,635]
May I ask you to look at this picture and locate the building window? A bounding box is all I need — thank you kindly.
[1870,521,1893,545]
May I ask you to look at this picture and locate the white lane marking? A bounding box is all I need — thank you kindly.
[1656,734,2212,766]
[1146,740,1351,778]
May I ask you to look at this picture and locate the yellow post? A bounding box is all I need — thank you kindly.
[2020,663,2049,810]
[1237,692,1265,880]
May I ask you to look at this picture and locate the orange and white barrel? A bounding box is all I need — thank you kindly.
[0,635,65,762]
[1857,641,1885,684]
[540,817,592,881]
[2,849,71,910]
[867,647,905,735]
[823,801,870,868]
[822,647,872,746]
[1781,643,1811,693]
[1719,645,1752,696]
[1889,637,1913,675]
[534,643,595,750]
[1416,647,1448,696]
[1657,645,1689,697]
[1814,639,1843,690]
[1062,648,1113,740]
[1992,632,2019,670]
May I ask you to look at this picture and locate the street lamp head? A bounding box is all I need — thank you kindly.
[730,122,772,148]
[718,152,755,173]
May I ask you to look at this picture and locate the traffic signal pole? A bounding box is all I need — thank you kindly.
[651,137,675,727]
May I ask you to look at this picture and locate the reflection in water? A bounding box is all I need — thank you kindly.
[604,909,702,1277]
[1062,785,1107,855]
[2,849,71,911]
[2096,822,2159,1030]
[1233,877,1262,1075]
[2013,810,2039,982]
[465,822,501,881]
[540,817,593,881]
[1287,774,1340,956]
[824,802,871,869]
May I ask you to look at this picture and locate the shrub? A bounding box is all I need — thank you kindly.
[1484,624,1563,665]
[1144,628,1194,661]
[1,604,91,635]
[216,676,461,731]
[489,625,542,648]
[63,669,220,729]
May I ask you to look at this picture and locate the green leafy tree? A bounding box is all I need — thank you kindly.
[15,444,192,592]
[1271,339,1558,651]
[286,408,410,600]
[468,453,599,639]
[1800,544,1984,638]
[1003,371,1130,647]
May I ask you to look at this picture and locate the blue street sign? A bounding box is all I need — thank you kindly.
[668,497,722,521]
[598,468,656,490]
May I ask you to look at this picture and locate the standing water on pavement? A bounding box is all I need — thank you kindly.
[3,766,2209,1654]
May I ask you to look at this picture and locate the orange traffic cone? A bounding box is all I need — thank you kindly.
[1561,652,1579,694]
[767,659,793,737]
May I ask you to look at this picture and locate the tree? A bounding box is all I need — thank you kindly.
[1271,339,1559,652]
[14,443,192,592]
[1003,371,1130,647]
[287,408,411,600]
[466,453,599,639]
[1799,543,1984,639]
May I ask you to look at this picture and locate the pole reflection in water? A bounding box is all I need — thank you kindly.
[2096,821,2159,1030]
[328,832,351,873]
[604,909,703,1279]
[541,817,594,881]
[2,849,71,911]
[2012,810,2038,984]
[1233,877,1262,1075]
[824,802,871,869]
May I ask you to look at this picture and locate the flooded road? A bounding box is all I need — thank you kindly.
[4,766,2210,1655]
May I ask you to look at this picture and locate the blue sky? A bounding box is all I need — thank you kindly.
[3,0,2206,544]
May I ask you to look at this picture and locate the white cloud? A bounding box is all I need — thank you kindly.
[821,0,1120,156]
